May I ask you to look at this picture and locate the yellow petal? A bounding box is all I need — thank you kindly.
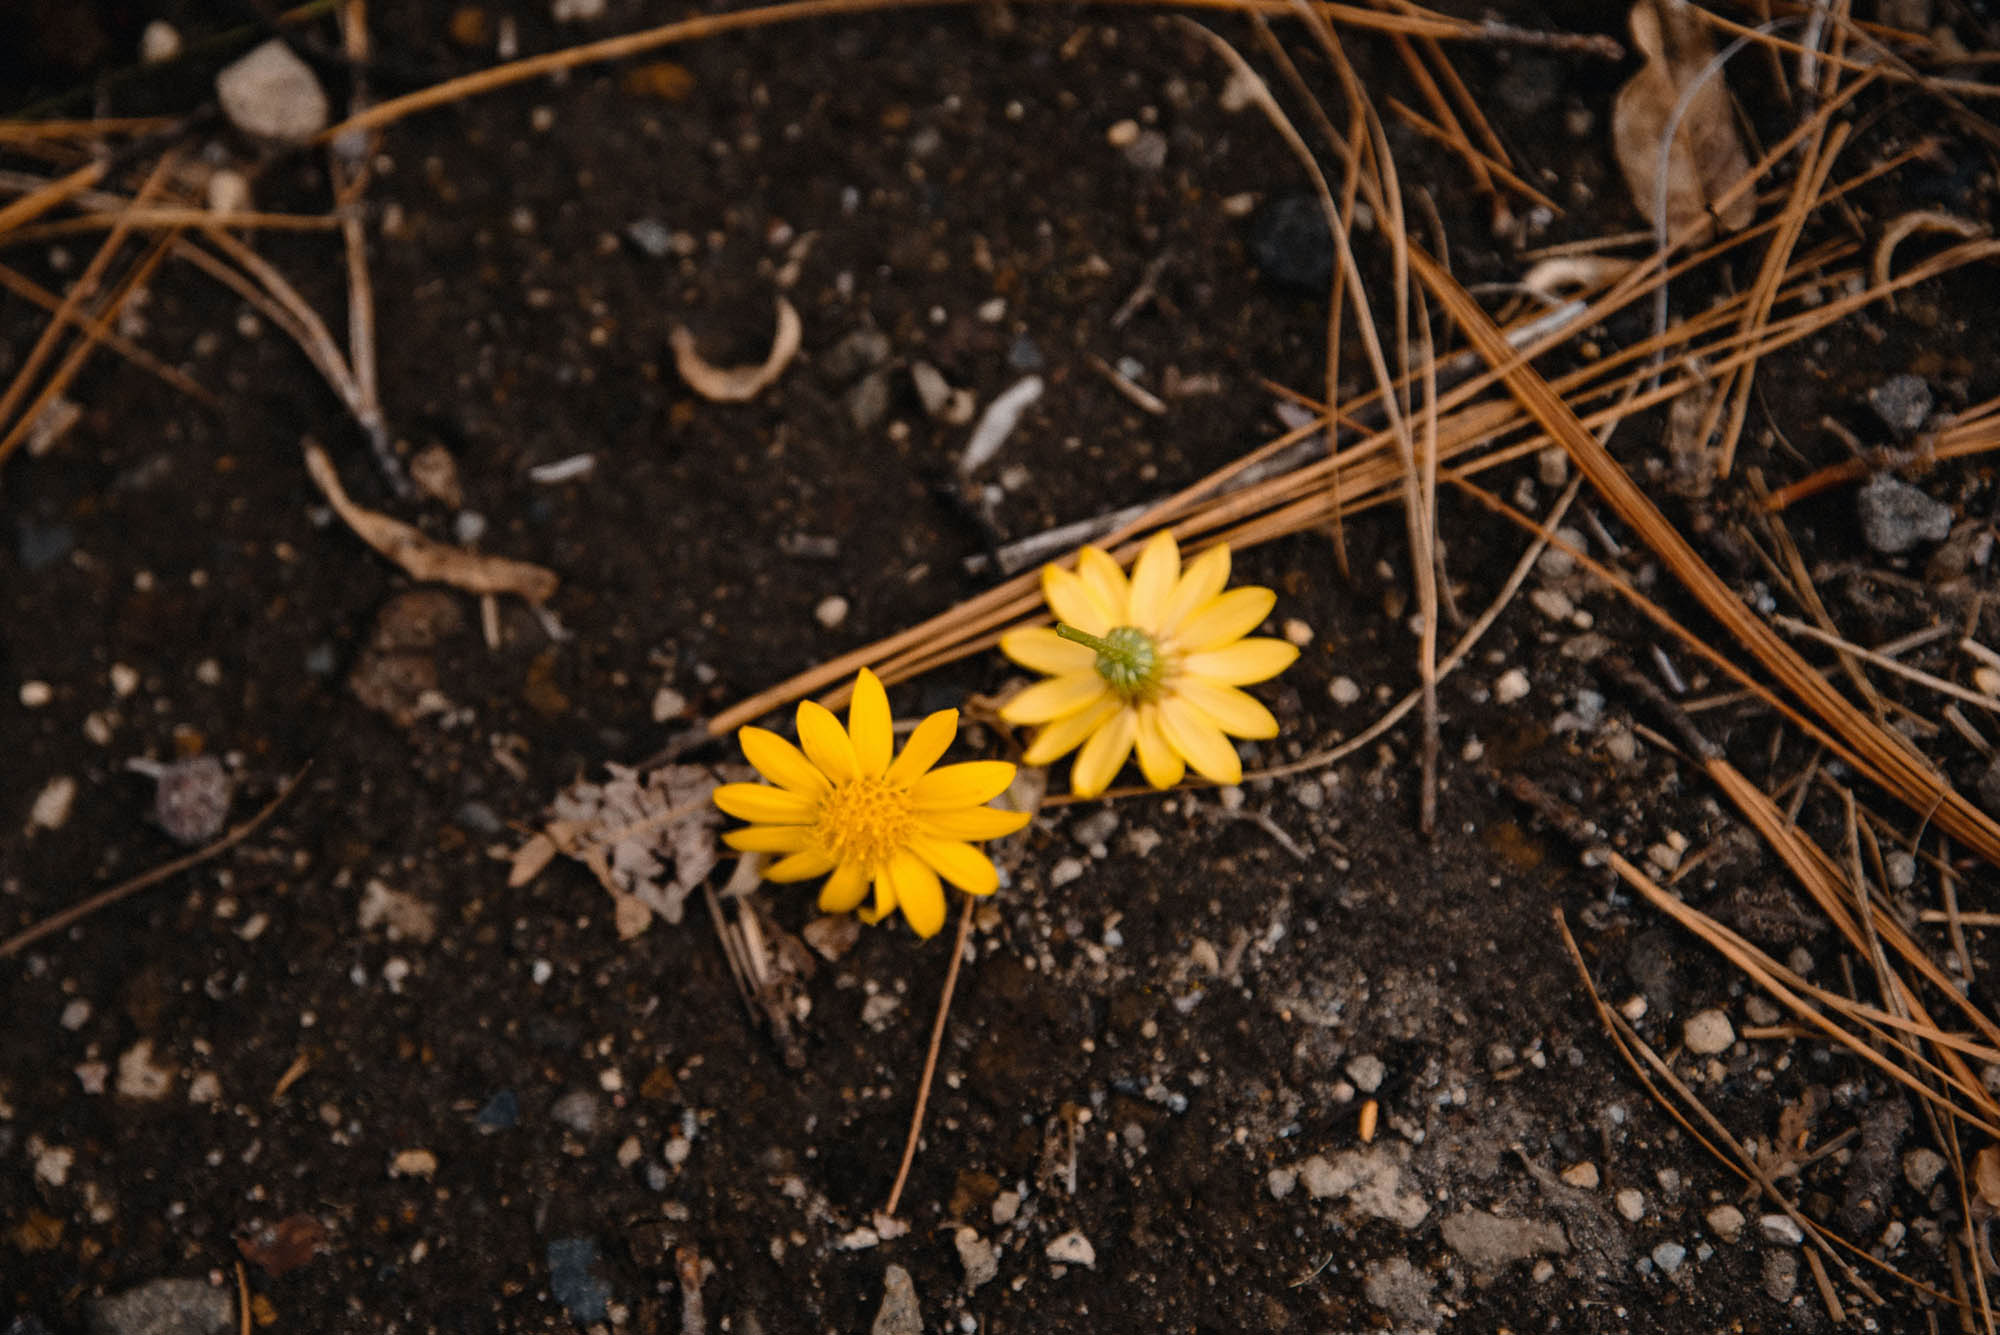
[847,667,894,777]
[917,806,1032,841]
[1127,531,1180,629]
[1176,586,1275,651]
[1160,543,1231,635]
[723,825,815,854]
[859,869,897,924]
[910,835,999,896]
[887,849,946,938]
[1181,638,1299,686]
[738,726,829,796]
[765,848,838,882]
[1177,679,1280,738]
[1158,695,1242,785]
[999,671,1110,725]
[885,708,958,786]
[1076,546,1131,620]
[1043,565,1115,636]
[1069,705,1137,799]
[713,783,818,825]
[796,699,857,782]
[818,861,870,913]
[909,760,1016,810]
[999,626,1096,675]
[1022,695,1120,766]
[1134,705,1185,789]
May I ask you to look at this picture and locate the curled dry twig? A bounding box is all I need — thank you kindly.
[671,296,801,402]
[303,439,559,603]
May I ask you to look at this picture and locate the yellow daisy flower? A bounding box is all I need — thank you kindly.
[998,532,1298,797]
[713,668,1032,939]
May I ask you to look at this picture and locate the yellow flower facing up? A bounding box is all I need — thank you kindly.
[713,668,1031,938]
[998,532,1298,798]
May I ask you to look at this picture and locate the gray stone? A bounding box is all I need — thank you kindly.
[1439,1210,1568,1274]
[87,1278,233,1335]
[550,1089,600,1135]
[1362,1256,1439,1331]
[1868,374,1933,437]
[869,1265,921,1335]
[1763,1250,1798,1303]
[215,41,328,144]
[547,1237,609,1323]
[953,1228,999,1290]
[1904,1147,1946,1192]
[820,329,891,382]
[845,371,890,432]
[1858,474,1951,554]
[624,219,673,257]
[1346,1054,1386,1093]
[1651,1241,1687,1273]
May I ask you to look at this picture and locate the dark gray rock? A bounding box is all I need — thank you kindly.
[1858,474,1951,554]
[1250,192,1334,293]
[88,1278,233,1335]
[1867,374,1932,438]
[547,1237,610,1323]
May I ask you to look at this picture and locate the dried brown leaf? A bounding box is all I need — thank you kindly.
[304,440,558,602]
[1612,0,1755,238]
[1977,1145,2000,1207]
[670,297,801,402]
[507,832,559,887]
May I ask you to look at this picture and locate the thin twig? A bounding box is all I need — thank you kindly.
[884,892,977,1217]
[0,764,310,959]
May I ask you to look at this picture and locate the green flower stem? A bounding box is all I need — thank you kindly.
[1056,622,1162,700]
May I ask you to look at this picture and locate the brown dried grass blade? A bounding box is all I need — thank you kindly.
[1406,241,2000,867]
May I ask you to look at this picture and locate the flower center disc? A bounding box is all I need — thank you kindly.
[815,776,912,873]
[1093,625,1162,702]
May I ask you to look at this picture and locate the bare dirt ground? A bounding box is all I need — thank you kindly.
[6,2,2000,1332]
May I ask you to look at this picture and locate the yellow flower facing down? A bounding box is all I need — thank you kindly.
[999,532,1298,797]
[713,668,1032,939]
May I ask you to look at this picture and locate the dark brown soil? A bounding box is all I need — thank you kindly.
[6,3,1998,1332]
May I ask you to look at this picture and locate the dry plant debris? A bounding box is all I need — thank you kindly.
[303,439,559,603]
[1612,0,1756,239]
[512,764,736,939]
[670,295,801,403]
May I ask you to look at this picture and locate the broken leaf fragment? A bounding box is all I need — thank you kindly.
[671,296,801,402]
[1611,0,1755,238]
[305,440,558,603]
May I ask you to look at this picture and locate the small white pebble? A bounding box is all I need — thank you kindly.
[1050,857,1085,888]
[1705,1204,1745,1243]
[1282,618,1314,647]
[651,686,687,722]
[59,1000,91,1031]
[1619,994,1648,1022]
[140,19,182,63]
[110,664,140,697]
[1615,1188,1645,1222]
[1106,119,1140,148]
[19,681,53,708]
[28,775,77,832]
[814,595,850,630]
[1977,666,2000,697]
[1759,1213,1804,1246]
[1683,1009,1735,1056]
[1493,668,1530,704]
[1045,1229,1096,1267]
[1328,677,1361,706]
